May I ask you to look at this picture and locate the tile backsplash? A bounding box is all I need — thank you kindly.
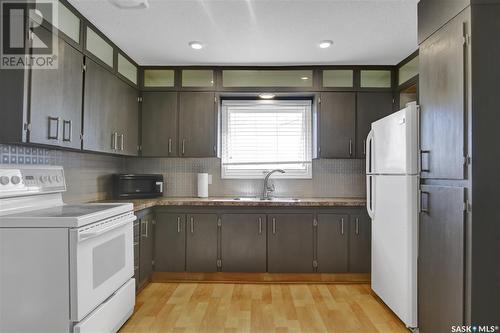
[1,144,366,201]
[0,144,125,203]
[126,158,366,198]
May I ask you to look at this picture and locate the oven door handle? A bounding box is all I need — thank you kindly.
[79,215,136,242]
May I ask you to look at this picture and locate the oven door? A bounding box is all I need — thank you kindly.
[70,212,136,321]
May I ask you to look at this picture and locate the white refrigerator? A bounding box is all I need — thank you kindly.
[366,102,419,329]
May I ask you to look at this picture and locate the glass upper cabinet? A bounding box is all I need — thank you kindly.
[398,55,419,86]
[86,27,114,68]
[223,70,313,88]
[144,69,175,88]
[118,54,137,85]
[322,70,353,88]
[360,70,392,88]
[181,70,214,87]
[35,1,81,43]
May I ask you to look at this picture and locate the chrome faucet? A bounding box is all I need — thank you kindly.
[262,169,285,200]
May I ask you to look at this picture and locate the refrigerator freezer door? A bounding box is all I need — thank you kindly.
[371,174,418,328]
[368,103,419,175]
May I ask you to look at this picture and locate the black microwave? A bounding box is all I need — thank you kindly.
[113,174,164,199]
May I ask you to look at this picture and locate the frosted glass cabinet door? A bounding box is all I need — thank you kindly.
[118,54,137,85]
[182,70,214,87]
[86,27,114,68]
[360,70,392,88]
[322,70,353,88]
[144,69,175,88]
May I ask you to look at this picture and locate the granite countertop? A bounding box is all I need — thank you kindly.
[95,197,366,211]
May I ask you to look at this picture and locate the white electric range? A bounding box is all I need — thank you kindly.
[0,165,136,333]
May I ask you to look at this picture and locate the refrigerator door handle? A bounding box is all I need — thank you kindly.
[366,175,375,219]
[366,129,374,174]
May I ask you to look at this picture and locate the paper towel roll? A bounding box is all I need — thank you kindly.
[197,173,209,198]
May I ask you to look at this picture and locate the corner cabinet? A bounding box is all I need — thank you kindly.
[83,58,139,156]
[178,92,217,157]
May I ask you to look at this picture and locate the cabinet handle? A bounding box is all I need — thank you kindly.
[349,140,353,156]
[141,220,148,238]
[272,217,276,235]
[177,216,181,233]
[190,216,194,233]
[62,120,72,142]
[119,134,124,151]
[421,150,431,172]
[48,116,60,140]
[355,218,359,235]
[421,191,430,214]
[182,139,186,156]
[111,132,118,150]
[258,217,262,235]
[363,140,366,155]
[168,138,172,154]
[341,218,344,235]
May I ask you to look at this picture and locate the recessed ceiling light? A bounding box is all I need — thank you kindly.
[189,41,203,50]
[109,0,149,9]
[319,40,333,49]
[300,76,309,80]
[259,93,275,99]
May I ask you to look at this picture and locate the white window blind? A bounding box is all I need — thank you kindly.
[221,100,313,179]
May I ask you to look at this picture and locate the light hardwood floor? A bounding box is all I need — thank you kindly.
[120,283,408,333]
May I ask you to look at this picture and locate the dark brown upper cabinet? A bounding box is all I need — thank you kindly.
[356,92,394,158]
[83,57,138,156]
[29,34,84,150]
[141,92,178,157]
[318,92,356,158]
[419,8,468,180]
[178,92,217,157]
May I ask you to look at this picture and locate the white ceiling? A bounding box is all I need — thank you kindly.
[68,0,418,66]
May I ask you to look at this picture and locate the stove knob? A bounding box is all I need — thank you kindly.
[39,176,46,183]
[0,176,9,185]
[11,176,21,185]
[55,176,62,183]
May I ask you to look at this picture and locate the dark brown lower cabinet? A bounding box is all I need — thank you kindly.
[317,214,348,272]
[138,212,154,289]
[155,213,186,272]
[349,213,371,273]
[419,185,465,333]
[267,214,314,273]
[186,214,219,272]
[220,214,267,272]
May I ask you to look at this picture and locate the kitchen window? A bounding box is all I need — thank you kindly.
[221,100,313,179]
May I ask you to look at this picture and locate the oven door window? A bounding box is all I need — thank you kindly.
[70,221,134,321]
[92,234,126,289]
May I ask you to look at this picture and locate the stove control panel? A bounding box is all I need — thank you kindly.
[0,166,66,197]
